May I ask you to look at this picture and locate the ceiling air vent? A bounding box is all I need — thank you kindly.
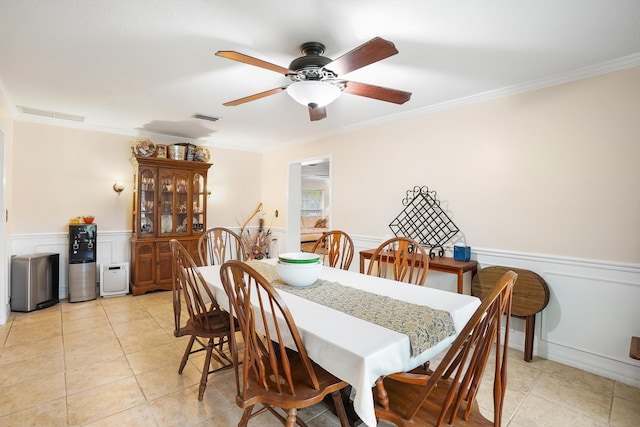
[18,106,85,122]
[192,113,220,122]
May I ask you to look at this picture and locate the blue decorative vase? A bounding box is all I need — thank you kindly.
[453,246,471,262]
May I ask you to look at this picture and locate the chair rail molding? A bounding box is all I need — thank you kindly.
[351,235,640,388]
[8,230,640,387]
[10,230,132,300]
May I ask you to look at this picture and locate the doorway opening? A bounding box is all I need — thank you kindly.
[286,156,332,253]
[0,129,8,324]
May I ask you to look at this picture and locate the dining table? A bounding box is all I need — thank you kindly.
[199,259,481,427]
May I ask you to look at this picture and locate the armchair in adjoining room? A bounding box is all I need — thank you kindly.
[300,215,328,244]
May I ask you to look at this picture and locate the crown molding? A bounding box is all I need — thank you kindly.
[4,53,640,153]
[278,53,640,151]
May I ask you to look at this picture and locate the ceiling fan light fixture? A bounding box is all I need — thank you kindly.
[286,81,341,108]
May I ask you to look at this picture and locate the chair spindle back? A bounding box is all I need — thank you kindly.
[198,227,246,266]
[220,260,320,398]
[367,236,429,285]
[375,270,517,426]
[311,230,354,270]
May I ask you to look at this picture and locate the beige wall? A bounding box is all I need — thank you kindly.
[205,146,262,228]
[13,123,133,233]
[262,66,640,264]
[10,122,262,234]
[1,94,14,322]
[6,67,640,263]
[0,96,13,224]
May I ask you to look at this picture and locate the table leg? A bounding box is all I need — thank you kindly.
[631,336,640,360]
[524,315,535,362]
[456,271,463,294]
[323,385,362,426]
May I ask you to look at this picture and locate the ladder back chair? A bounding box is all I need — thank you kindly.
[310,230,355,270]
[219,260,350,427]
[170,239,235,400]
[374,270,518,427]
[198,227,246,266]
[366,236,430,285]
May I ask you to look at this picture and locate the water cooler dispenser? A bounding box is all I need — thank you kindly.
[68,224,97,302]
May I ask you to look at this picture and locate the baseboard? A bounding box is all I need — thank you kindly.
[350,235,640,388]
[0,303,10,324]
[541,339,640,388]
[10,230,132,300]
[7,230,640,388]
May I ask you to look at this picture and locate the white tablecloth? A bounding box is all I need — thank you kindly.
[199,260,480,427]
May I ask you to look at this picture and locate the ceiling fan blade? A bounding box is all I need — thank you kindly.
[324,37,399,76]
[223,86,288,106]
[216,51,293,75]
[309,105,327,121]
[342,81,411,105]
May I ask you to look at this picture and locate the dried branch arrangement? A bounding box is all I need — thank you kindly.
[239,202,272,259]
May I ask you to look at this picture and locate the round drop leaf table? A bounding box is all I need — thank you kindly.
[472,266,550,362]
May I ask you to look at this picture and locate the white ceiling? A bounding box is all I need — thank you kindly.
[302,161,330,182]
[1,1,639,152]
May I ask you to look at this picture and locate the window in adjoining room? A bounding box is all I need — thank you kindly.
[301,189,323,217]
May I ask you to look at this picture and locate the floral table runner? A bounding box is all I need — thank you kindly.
[246,261,455,357]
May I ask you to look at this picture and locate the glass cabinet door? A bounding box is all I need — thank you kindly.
[175,174,189,233]
[139,169,155,236]
[159,169,190,236]
[192,173,205,233]
[159,174,173,234]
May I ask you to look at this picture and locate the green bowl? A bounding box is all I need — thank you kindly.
[278,252,321,264]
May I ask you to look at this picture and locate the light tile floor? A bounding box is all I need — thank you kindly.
[0,292,638,426]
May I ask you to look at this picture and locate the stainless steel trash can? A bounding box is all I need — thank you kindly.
[10,253,60,312]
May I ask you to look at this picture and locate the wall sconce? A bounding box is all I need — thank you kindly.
[113,181,125,195]
[207,185,212,198]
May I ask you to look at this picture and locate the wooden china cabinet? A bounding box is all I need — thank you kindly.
[129,156,211,295]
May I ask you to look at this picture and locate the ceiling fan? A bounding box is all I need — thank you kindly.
[215,37,411,121]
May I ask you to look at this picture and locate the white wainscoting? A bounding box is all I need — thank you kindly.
[351,235,640,388]
[477,248,640,387]
[10,230,132,300]
[9,227,276,301]
[8,230,640,387]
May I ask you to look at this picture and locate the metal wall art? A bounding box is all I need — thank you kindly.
[389,186,460,259]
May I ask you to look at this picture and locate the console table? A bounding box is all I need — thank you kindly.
[359,249,478,294]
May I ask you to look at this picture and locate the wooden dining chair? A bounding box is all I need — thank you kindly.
[170,239,235,400]
[219,260,351,427]
[366,236,429,285]
[310,230,354,270]
[198,226,246,266]
[374,270,517,427]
